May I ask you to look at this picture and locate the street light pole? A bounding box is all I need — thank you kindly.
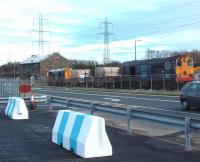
[14,62,15,78]
[134,40,142,61]
[135,41,136,61]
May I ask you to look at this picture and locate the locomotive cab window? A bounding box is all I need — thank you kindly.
[187,58,193,67]
[176,58,182,66]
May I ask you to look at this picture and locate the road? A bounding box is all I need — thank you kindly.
[1,107,200,162]
[33,88,185,111]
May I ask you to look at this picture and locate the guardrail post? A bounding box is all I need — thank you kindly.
[66,99,70,110]
[90,102,94,115]
[48,97,53,111]
[127,108,132,134]
[185,117,191,150]
[45,96,51,105]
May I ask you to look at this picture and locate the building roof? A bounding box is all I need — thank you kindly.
[20,54,51,64]
[123,55,179,66]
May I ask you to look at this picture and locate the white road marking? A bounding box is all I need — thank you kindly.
[38,92,179,111]
[68,89,178,98]
[104,98,121,102]
[36,89,179,103]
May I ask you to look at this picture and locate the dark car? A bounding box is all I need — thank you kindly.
[180,81,200,110]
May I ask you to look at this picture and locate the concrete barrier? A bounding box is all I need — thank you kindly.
[5,97,29,120]
[52,110,112,158]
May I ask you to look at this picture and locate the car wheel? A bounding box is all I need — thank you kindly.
[181,100,190,110]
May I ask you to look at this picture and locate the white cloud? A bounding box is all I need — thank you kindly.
[150,45,171,51]
[50,43,102,62]
[49,17,82,25]
[0,42,32,65]
[0,0,200,65]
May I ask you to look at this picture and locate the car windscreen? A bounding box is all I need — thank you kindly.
[181,83,191,91]
[197,84,200,94]
[184,83,200,93]
[187,83,198,92]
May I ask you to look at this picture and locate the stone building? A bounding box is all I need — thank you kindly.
[20,53,71,78]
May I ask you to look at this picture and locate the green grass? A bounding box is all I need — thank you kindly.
[33,85,180,96]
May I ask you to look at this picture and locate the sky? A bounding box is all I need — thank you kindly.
[1,0,200,65]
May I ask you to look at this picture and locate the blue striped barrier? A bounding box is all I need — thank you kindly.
[5,97,29,120]
[52,110,112,158]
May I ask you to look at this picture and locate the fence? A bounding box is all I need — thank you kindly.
[33,74,181,91]
[0,78,20,97]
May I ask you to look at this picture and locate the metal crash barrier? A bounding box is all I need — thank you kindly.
[0,95,47,105]
[47,96,200,150]
[52,110,112,158]
[2,95,199,150]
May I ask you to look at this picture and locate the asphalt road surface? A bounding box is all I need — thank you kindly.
[1,107,200,162]
[33,88,186,111]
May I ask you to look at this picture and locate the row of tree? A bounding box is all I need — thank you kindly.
[146,49,200,64]
[1,50,200,78]
[0,58,122,78]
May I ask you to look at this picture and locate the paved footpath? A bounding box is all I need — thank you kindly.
[0,108,200,162]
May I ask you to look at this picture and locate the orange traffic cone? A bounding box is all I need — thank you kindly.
[30,93,36,111]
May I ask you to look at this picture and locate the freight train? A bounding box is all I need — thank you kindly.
[47,55,200,90]
[47,67,90,79]
[47,68,91,86]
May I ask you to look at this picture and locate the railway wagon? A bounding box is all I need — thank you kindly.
[93,67,121,88]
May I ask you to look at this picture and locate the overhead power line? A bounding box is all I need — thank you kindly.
[114,20,200,41]
[63,18,200,46]
[114,13,200,31]
[59,12,200,40]
[114,0,200,24]
[59,0,200,36]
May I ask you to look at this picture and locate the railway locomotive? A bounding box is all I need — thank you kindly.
[123,55,200,90]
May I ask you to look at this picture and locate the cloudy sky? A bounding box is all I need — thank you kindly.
[0,0,200,65]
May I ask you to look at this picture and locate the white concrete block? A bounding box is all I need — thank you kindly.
[52,110,69,145]
[5,97,29,120]
[5,97,12,116]
[52,110,112,158]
